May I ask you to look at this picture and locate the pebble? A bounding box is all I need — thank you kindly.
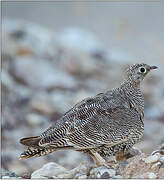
[2,177,22,179]
[152,161,162,169]
[160,156,164,163]
[26,113,46,126]
[55,172,73,179]
[31,162,67,178]
[1,70,15,90]
[159,156,164,168]
[2,176,10,179]
[113,175,123,179]
[74,173,88,179]
[144,154,160,164]
[52,162,89,179]
[78,175,88,179]
[147,172,157,179]
[4,19,60,58]
[59,50,103,77]
[50,91,73,114]
[29,93,55,115]
[6,162,27,176]
[90,166,116,179]
[58,27,105,53]
[12,57,76,90]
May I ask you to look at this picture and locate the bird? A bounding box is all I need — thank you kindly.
[19,63,158,166]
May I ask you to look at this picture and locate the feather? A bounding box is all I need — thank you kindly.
[20,136,41,147]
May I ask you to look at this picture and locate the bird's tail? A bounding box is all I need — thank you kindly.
[19,136,56,159]
[19,136,41,147]
[19,146,56,159]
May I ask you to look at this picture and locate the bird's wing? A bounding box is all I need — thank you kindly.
[38,92,140,149]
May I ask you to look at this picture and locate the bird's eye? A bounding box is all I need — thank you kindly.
[139,67,146,73]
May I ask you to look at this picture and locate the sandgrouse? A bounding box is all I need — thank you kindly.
[19,63,157,166]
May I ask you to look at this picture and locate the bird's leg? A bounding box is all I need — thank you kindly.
[89,149,109,167]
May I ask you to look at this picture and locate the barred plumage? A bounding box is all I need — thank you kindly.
[20,146,55,159]
[19,63,157,166]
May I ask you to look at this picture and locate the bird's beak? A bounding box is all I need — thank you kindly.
[150,66,158,70]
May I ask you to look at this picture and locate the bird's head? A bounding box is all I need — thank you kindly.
[125,63,158,86]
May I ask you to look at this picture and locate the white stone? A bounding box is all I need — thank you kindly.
[12,57,76,89]
[50,91,73,114]
[29,93,55,115]
[160,156,164,162]
[55,173,71,179]
[3,19,60,58]
[1,70,15,90]
[148,172,157,179]
[58,28,105,53]
[26,113,45,126]
[77,174,88,179]
[144,154,160,164]
[56,162,89,179]
[114,175,123,179]
[6,162,27,177]
[152,161,162,169]
[31,162,67,178]
[2,176,10,179]
[90,166,116,178]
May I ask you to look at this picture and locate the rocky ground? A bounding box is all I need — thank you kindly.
[1,19,164,179]
[2,145,164,179]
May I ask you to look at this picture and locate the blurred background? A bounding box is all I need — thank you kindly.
[2,1,164,178]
